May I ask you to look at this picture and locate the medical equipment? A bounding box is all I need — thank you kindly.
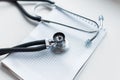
[0,0,103,55]
[0,32,67,55]
[0,1,106,79]
[1,17,106,80]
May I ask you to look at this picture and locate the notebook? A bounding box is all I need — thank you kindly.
[1,6,106,80]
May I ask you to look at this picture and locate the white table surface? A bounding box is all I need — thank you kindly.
[0,0,120,80]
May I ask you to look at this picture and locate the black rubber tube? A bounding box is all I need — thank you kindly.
[0,45,46,55]
[11,1,41,22]
[15,40,46,47]
[0,40,46,55]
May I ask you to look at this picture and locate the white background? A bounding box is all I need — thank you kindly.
[0,0,120,80]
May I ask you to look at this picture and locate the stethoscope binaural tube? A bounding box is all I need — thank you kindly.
[10,1,100,43]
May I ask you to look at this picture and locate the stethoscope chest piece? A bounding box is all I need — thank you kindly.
[50,32,69,54]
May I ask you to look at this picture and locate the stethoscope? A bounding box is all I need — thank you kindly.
[0,0,104,56]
